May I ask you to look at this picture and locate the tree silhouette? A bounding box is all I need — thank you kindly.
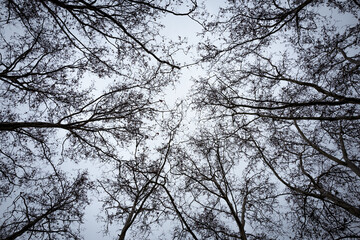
[0,0,196,239]
[166,125,285,240]
[1,0,359,239]
[194,0,360,239]
[97,109,183,239]
[1,171,92,240]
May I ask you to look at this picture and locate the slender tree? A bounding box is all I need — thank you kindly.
[0,0,197,239]
[0,171,92,240]
[166,125,285,240]
[97,109,183,240]
[194,0,360,238]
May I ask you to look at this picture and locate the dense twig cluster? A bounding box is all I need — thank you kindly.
[0,0,359,239]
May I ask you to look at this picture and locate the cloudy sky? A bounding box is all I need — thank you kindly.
[1,1,359,239]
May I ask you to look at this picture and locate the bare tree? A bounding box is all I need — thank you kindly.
[0,171,92,240]
[0,0,197,239]
[97,110,182,240]
[166,126,284,240]
[194,0,360,239]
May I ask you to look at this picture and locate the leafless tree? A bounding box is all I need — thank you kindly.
[194,0,360,239]
[97,110,183,240]
[0,0,197,239]
[165,126,285,240]
[0,171,92,240]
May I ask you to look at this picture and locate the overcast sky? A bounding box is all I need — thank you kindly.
[2,1,358,239]
[81,2,222,239]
